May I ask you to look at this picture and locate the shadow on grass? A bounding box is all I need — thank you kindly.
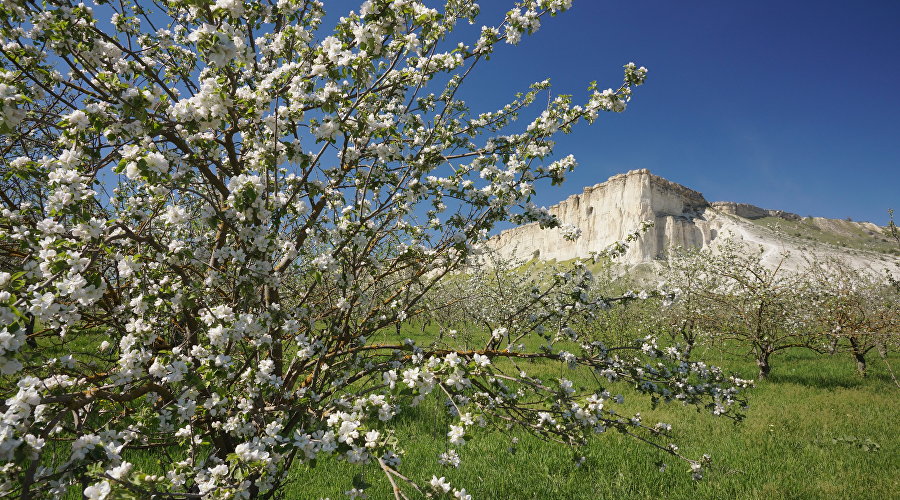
[766,372,895,390]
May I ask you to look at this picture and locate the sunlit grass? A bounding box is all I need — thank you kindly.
[34,320,899,499]
[287,341,900,499]
[749,215,898,255]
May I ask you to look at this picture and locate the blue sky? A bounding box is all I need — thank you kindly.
[445,0,900,225]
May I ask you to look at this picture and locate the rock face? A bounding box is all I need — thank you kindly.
[709,202,801,221]
[488,169,897,273]
[490,169,715,263]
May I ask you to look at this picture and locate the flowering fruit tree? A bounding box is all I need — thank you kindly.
[0,0,749,497]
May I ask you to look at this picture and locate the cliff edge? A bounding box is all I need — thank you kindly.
[487,170,897,273]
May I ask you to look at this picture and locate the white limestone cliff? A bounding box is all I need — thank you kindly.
[487,169,897,274]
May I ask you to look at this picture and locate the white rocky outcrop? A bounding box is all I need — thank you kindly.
[709,201,801,221]
[488,169,897,274]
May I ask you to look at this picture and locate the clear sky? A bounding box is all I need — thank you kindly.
[447,0,900,226]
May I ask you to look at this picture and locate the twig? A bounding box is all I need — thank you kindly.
[878,350,900,389]
[378,458,409,500]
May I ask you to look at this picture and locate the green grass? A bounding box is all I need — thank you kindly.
[286,345,900,499]
[28,320,899,499]
[748,216,898,255]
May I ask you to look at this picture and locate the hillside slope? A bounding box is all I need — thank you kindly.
[488,169,898,274]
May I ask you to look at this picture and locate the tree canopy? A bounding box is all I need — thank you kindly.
[0,1,752,498]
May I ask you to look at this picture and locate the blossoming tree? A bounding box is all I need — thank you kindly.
[691,242,812,380]
[0,0,750,497]
[657,246,726,357]
[802,258,899,377]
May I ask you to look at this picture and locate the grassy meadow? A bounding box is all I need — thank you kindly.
[280,328,900,500]
[43,321,899,499]
[748,215,899,257]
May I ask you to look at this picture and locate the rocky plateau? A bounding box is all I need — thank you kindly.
[488,169,898,274]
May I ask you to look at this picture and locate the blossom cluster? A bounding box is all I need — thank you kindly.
[0,0,746,497]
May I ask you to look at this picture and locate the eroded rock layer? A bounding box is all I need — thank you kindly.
[488,169,896,273]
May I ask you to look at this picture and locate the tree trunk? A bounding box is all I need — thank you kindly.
[827,336,839,355]
[757,353,771,380]
[849,338,867,377]
[854,351,867,377]
[877,340,888,358]
[265,285,283,378]
[683,341,694,360]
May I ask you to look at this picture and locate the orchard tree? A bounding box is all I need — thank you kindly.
[658,246,724,357]
[803,258,899,377]
[0,0,750,498]
[432,226,663,352]
[700,241,811,380]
